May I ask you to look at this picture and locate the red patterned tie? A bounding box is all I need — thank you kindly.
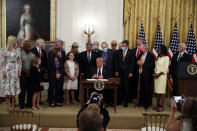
[39,49,42,58]
[136,48,140,59]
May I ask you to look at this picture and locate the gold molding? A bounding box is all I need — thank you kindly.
[2,0,6,48]
[1,0,56,48]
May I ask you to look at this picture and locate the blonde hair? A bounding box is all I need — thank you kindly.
[6,35,17,51]
[96,58,103,63]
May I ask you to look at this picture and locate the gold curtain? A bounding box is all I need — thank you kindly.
[124,0,197,50]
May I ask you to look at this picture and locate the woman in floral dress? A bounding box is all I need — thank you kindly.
[0,35,22,111]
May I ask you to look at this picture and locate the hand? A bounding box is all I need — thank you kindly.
[98,75,103,79]
[92,74,98,79]
[128,73,133,78]
[72,76,77,81]
[18,72,21,78]
[137,60,143,66]
[171,99,177,114]
[115,72,119,77]
[56,74,61,79]
[2,72,7,79]
[154,73,159,79]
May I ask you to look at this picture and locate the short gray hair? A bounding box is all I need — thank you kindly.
[56,40,64,45]
[179,43,187,49]
[17,38,24,44]
[36,38,44,45]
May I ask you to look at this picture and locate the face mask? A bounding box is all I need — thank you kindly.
[93,45,98,49]
[40,43,45,48]
[103,48,108,53]
[122,47,126,51]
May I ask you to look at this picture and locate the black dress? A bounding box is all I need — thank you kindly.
[30,66,44,93]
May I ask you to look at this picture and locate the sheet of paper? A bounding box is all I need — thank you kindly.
[86,79,108,81]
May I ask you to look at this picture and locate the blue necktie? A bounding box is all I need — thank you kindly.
[87,52,91,62]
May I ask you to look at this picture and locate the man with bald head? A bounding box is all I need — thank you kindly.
[19,42,35,108]
[169,43,192,95]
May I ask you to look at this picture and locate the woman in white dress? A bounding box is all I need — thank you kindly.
[0,36,22,111]
[64,52,79,105]
[17,4,33,40]
[153,44,169,112]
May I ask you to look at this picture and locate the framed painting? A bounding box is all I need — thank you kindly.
[1,0,56,48]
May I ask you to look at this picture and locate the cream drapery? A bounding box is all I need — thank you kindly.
[124,0,197,50]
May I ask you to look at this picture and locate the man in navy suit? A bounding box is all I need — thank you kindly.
[137,44,155,110]
[90,58,112,79]
[31,38,48,80]
[115,40,135,107]
[169,43,192,95]
[90,58,112,105]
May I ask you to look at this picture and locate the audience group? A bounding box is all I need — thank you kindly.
[0,35,193,113]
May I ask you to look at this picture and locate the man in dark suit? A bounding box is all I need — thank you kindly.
[115,40,135,107]
[169,43,192,95]
[90,58,112,79]
[80,42,99,101]
[31,38,48,80]
[80,42,99,79]
[100,42,114,106]
[90,58,112,105]
[137,44,155,110]
[31,38,48,104]
[100,42,114,74]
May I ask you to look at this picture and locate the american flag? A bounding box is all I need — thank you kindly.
[138,24,146,44]
[186,24,197,62]
[152,24,163,60]
[167,23,180,91]
[168,23,179,61]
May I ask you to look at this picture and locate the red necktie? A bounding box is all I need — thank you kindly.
[38,49,42,58]
[136,48,140,59]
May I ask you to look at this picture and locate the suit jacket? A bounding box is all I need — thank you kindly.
[31,47,48,70]
[89,66,112,79]
[100,49,114,74]
[169,52,192,78]
[115,49,135,76]
[137,51,155,81]
[48,56,64,80]
[80,51,98,79]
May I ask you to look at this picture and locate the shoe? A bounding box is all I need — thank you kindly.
[37,106,43,109]
[156,106,164,112]
[50,103,55,107]
[72,100,78,104]
[123,103,128,107]
[32,107,38,110]
[56,103,62,106]
[26,103,32,108]
[20,104,25,109]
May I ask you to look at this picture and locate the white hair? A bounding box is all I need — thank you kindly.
[24,4,30,11]
[36,38,44,45]
[180,43,187,49]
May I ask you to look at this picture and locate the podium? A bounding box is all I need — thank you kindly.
[176,62,197,97]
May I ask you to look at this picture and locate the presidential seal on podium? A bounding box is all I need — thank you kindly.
[187,64,197,76]
[94,80,105,91]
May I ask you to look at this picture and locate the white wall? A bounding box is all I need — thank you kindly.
[56,0,124,53]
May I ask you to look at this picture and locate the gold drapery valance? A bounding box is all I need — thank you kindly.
[124,0,197,50]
